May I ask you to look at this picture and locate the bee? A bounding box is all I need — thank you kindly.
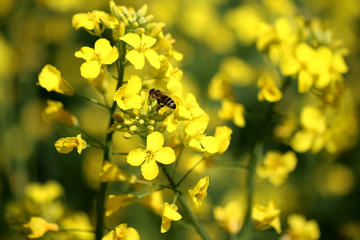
[149,88,176,110]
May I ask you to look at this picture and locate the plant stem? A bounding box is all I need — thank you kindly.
[238,77,292,239]
[95,42,125,240]
[73,93,110,109]
[177,157,205,186]
[177,194,211,240]
[76,126,105,148]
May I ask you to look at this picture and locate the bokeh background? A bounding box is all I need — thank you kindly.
[1,0,360,239]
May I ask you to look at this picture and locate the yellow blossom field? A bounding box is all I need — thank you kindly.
[1,0,360,239]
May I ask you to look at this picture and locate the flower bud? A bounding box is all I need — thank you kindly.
[138,17,146,26]
[121,6,129,18]
[145,15,154,22]
[150,22,165,37]
[135,28,145,35]
[136,4,148,18]
[124,119,133,125]
[123,132,133,139]
[110,1,122,21]
[158,123,167,133]
[129,125,138,133]
[131,21,139,28]
[148,119,155,125]
[147,125,154,133]
[138,119,145,125]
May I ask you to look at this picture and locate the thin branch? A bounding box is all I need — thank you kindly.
[73,93,110,110]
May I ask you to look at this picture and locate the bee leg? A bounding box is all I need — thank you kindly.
[156,104,165,111]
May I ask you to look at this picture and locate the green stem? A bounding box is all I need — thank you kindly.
[76,126,105,148]
[73,93,110,109]
[111,152,128,155]
[177,157,205,186]
[59,228,95,233]
[177,194,211,240]
[238,77,292,239]
[172,144,184,178]
[95,42,125,240]
[136,187,164,199]
[135,179,172,189]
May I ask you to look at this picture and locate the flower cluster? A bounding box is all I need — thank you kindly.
[34,1,232,239]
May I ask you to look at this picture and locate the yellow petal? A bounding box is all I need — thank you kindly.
[200,136,219,154]
[95,38,119,64]
[125,75,142,96]
[141,34,157,48]
[290,130,314,153]
[105,194,136,216]
[127,148,146,166]
[298,70,314,93]
[125,95,143,109]
[72,13,94,30]
[141,159,159,180]
[80,60,101,79]
[147,132,164,152]
[38,64,74,96]
[74,46,94,60]
[120,33,141,48]
[126,50,145,69]
[145,49,160,69]
[154,147,176,164]
[185,115,209,136]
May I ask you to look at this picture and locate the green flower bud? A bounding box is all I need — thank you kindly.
[124,119,133,125]
[138,119,145,125]
[145,15,154,22]
[158,123,167,133]
[110,1,122,22]
[134,28,145,36]
[129,125,137,133]
[148,119,155,125]
[136,4,148,18]
[147,125,154,133]
[123,132,133,139]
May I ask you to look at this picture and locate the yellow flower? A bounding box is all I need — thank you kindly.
[113,75,143,110]
[127,132,175,180]
[207,73,233,101]
[72,10,109,36]
[214,126,232,155]
[102,223,140,240]
[257,75,283,102]
[290,106,327,153]
[120,33,160,69]
[25,181,63,205]
[99,161,137,184]
[184,115,219,154]
[105,194,137,216]
[23,217,59,239]
[282,214,320,240]
[54,134,87,154]
[252,199,282,234]
[218,100,246,127]
[188,176,209,208]
[257,151,297,187]
[161,202,182,233]
[214,200,245,234]
[59,212,93,240]
[75,38,119,79]
[38,64,74,96]
[42,100,78,127]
